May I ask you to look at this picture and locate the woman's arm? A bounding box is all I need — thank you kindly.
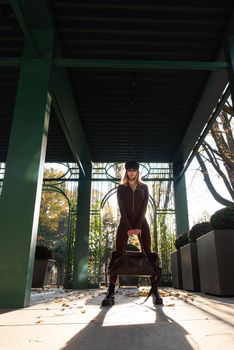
[136,185,149,229]
[117,185,133,230]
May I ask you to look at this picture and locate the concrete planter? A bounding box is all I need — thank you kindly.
[171,250,182,288]
[181,242,200,291]
[197,230,234,296]
[32,259,55,288]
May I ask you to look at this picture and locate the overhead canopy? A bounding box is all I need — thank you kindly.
[0,0,233,168]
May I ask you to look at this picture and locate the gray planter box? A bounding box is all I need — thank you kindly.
[181,242,200,291]
[32,259,55,288]
[171,250,182,288]
[197,230,234,296]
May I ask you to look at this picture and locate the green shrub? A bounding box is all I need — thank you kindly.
[175,232,189,250]
[210,206,234,230]
[35,244,52,259]
[52,240,67,266]
[188,222,211,242]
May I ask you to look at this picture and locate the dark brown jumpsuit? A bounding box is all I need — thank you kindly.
[110,182,151,283]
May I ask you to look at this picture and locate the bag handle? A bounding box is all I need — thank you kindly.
[138,233,145,254]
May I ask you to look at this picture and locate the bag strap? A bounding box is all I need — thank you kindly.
[141,286,153,304]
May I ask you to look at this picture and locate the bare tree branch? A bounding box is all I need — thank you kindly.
[196,153,234,206]
[163,181,172,210]
[223,104,234,116]
[220,112,234,153]
[202,142,234,200]
[211,121,234,169]
[203,141,220,167]
[202,139,224,161]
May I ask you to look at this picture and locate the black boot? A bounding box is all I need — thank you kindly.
[150,279,163,305]
[101,283,115,306]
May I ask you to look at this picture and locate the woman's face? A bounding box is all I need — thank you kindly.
[127,168,138,180]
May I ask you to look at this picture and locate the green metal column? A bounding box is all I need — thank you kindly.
[74,163,92,289]
[173,172,189,235]
[0,34,53,308]
[225,35,234,104]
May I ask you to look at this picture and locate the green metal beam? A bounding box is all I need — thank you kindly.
[0,58,22,66]
[51,43,92,176]
[0,57,229,70]
[0,33,53,307]
[224,35,234,104]
[9,0,92,176]
[10,0,53,30]
[51,85,91,177]
[173,173,189,235]
[9,0,40,55]
[173,52,229,175]
[9,0,54,55]
[9,0,92,294]
[54,58,228,70]
[74,165,92,289]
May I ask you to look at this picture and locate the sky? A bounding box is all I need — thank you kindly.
[185,158,227,226]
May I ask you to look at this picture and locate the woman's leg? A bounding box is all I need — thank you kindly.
[102,224,128,306]
[109,223,128,283]
[139,220,151,253]
[139,220,163,305]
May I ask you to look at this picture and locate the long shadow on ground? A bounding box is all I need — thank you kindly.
[60,295,197,350]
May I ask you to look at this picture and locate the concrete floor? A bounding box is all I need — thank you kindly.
[0,287,234,350]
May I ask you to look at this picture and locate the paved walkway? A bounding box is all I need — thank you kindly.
[0,287,234,350]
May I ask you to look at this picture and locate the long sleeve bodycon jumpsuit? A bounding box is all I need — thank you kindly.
[116,183,151,253]
[109,183,152,284]
[108,182,160,299]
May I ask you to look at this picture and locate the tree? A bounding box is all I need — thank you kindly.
[37,167,71,286]
[38,168,69,247]
[195,102,234,206]
[88,195,116,285]
[148,180,176,281]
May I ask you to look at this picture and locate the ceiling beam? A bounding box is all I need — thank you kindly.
[54,59,228,70]
[0,57,228,70]
[9,0,91,176]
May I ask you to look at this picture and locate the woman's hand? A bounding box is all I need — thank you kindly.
[134,229,142,236]
[127,229,135,236]
[127,229,142,236]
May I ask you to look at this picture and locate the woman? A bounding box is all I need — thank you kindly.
[102,160,162,306]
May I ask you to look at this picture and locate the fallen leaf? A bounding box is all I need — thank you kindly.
[35,320,44,324]
[165,303,175,307]
[29,339,44,343]
[137,290,150,297]
[54,299,63,303]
